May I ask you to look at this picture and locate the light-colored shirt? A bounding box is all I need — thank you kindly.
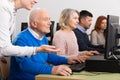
[77,24,86,33]
[28,27,44,40]
[0,0,36,57]
[53,30,79,57]
[91,30,105,46]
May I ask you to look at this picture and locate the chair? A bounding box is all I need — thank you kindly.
[0,57,10,80]
[56,23,60,31]
[46,21,55,45]
[21,22,28,31]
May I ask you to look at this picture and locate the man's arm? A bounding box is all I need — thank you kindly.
[15,56,53,74]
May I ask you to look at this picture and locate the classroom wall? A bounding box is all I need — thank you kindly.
[14,0,120,38]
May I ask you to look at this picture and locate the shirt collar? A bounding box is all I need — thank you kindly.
[77,24,86,33]
[28,27,44,40]
[12,0,16,12]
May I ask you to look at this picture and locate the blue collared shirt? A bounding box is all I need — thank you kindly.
[77,24,86,33]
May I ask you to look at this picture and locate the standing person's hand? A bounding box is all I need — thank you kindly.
[36,45,61,53]
[52,65,72,76]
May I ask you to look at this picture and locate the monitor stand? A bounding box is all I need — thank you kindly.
[85,55,120,73]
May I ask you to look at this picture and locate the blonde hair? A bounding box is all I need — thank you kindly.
[59,8,78,30]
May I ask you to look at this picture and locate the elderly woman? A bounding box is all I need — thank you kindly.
[53,8,99,62]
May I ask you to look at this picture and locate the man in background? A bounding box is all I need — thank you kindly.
[73,10,105,53]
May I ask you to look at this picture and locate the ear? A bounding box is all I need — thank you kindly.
[31,21,37,28]
[81,18,86,23]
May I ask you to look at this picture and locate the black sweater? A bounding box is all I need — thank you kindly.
[73,28,105,53]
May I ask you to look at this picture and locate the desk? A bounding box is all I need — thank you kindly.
[35,74,84,80]
[35,71,120,80]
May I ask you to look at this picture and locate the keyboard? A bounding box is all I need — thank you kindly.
[87,54,105,60]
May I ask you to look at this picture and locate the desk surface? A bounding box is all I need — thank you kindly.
[35,71,120,80]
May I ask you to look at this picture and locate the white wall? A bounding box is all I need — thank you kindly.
[15,0,120,37]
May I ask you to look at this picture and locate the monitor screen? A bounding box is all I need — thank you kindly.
[105,15,119,59]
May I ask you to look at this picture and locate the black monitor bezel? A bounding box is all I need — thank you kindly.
[104,15,119,59]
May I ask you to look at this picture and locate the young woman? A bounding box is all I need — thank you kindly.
[0,0,60,57]
[91,16,107,46]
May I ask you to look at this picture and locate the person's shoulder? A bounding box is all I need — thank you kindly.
[73,28,82,34]
[16,29,29,38]
[13,29,30,44]
[73,28,79,31]
[0,0,14,13]
[91,30,97,34]
[0,0,10,7]
[54,30,66,39]
[54,30,64,36]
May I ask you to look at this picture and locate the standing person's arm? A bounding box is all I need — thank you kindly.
[0,4,34,57]
[0,6,60,57]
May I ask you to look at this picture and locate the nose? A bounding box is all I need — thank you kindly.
[77,20,79,24]
[35,0,39,3]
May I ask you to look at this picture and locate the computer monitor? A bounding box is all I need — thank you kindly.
[46,21,55,45]
[21,22,28,31]
[105,15,119,59]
